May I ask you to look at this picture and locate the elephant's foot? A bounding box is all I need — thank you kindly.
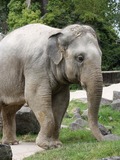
[49,138,62,149]
[2,139,19,145]
[36,136,62,150]
[103,134,120,141]
[53,139,62,148]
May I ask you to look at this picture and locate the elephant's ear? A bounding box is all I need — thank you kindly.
[47,33,63,65]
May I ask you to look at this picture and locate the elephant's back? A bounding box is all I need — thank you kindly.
[0,23,60,58]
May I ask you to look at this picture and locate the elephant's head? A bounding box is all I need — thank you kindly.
[48,24,104,141]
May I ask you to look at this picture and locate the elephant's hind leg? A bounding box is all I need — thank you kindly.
[1,105,21,145]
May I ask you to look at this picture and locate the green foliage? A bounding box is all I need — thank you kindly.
[0,0,10,33]
[97,20,120,71]
[7,0,42,31]
[3,0,120,70]
[69,84,82,90]
[42,0,76,28]
[42,0,120,71]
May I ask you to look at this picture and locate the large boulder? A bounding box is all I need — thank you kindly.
[111,99,120,111]
[16,106,40,135]
[100,98,112,106]
[0,144,12,160]
[113,91,120,101]
[111,91,120,111]
[98,123,111,135]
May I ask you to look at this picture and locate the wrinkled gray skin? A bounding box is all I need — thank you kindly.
[0,24,109,149]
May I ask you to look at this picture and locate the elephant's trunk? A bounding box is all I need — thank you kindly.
[81,68,104,141]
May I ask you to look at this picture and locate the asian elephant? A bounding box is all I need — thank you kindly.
[0,23,109,149]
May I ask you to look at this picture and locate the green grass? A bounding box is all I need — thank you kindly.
[0,100,120,159]
[23,129,120,160]
[23,100,120,160]
[98,105,120,135]
[24,141,120,160]
[17,133,36,142]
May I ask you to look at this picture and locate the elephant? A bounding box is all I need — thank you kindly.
[0,23,110,149]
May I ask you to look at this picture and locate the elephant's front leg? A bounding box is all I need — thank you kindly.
[35,102,56,149]
[52,85,70,147]
[25,84,56,149]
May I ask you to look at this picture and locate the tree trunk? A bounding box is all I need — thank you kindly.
[26,0,31,8]
[25,0,48,15]
[40,0,48,15]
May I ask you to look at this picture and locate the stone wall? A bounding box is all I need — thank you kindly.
[102,71,120,86]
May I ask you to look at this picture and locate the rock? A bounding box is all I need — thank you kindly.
[69,122,83,130]
[75,118,88,127]
[111,99,120,111]
[69,118,88,130]
[98,123,111,135]
[103,134,120,141]
[81,109,88,119]
[0,144,12,160]
[16,106,40,134]
[71,107,81,120]
[73,107,81,114]
[113,91,120,101]
[111,91,120,111]
[100,98,112,106]
[73,113,81,119]
[101,157,120,160]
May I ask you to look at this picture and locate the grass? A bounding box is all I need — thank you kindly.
[0,100,120,159]
[24,141,120,160]
[23,128,120,160]
[23,100,120,160]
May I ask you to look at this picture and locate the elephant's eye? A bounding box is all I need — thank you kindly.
[77,55,84,63]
